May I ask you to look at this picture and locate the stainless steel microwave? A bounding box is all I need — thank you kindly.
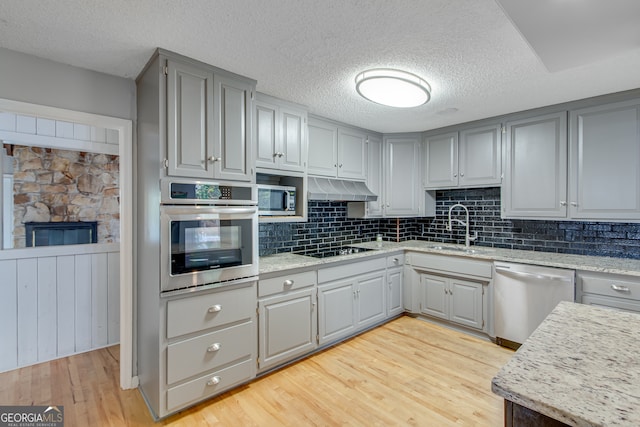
[257,184,296,216]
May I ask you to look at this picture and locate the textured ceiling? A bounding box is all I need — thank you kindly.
[1,0,639,133]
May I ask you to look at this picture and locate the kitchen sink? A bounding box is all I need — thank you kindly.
[425,245,493,255]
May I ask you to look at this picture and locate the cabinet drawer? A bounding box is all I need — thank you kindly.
[167,284,256,339]
[580,273,640,301]
[258,270,316,298]
[166,358,254,412]
[318,257,385,283]
[581,294,640,313]
[167,321,254,384]
[386,253,404,268]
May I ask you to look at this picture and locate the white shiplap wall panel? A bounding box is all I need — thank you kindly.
[107,252,120,344]
[0,248,119,373]
[57,255,76,356]
[75,254,93,353]
[0,260,17,371]
[17,258,38,366]
[37,257,57,361]
[91,253,109,348]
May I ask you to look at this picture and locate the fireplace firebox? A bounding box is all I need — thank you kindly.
[25,221,98,247]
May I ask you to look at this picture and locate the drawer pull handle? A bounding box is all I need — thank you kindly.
[207,376,221,386]
[611,284,631,293]
[393,257,399,263]
[208,304,222,313]
[207,343,221,352]
[283,279,294,286]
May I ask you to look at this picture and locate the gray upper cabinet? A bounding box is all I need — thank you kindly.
[384,135,422,217]
[569,99,640,220]
[423,132,458,188]
[307,117,338,177]
[166,59,215,179]
[502,112,568,218]
[337,127,367,180]
[423,124,501,189]
[254,93,307,173]
[365,134,384,217]
[165,54,254,182]
[307,117,366,180]
[213,74,253,182]
[458,124,502,187]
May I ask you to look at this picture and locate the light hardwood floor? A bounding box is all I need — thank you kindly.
[0,316,514,426]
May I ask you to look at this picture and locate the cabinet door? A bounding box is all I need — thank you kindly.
[420,273,448,320]
[214,74,252,182]
[307,118,338,177]
[503,112,568,218]
[337,128,367,180]
[459,124,502,187]
[387,266,404,317]
[258,289,317,371]
[279,107,307,172]
[424,132,458,189]
[449,278,483,330]
[254,100,278,169]
[570,100,640,220]
[166,59,215,179]
[355,272,386,330]
[385,136,422,217]
[365,134,384,217]
[318,280,355,345]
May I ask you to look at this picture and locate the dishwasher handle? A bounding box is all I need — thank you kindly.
[495,265,573,282]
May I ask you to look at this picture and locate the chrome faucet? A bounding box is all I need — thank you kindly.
[447,203,477,248]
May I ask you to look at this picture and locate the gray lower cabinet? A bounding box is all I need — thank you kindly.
[257,270,318,372]
[317,258,387,345]
[420,273,484,330]
[387,254,404,317]
[407,252,490,332]
[138,282,257,419]
[577,271,640,313]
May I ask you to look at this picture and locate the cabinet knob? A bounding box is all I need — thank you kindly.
[453,173,457,178]
[208,304,222,313]
[393,257,399,263]
[460,173,464,177]
[207,343,221,352]
[279,152,284,158]
[570,202,578,207]
[339,164,343,168]
[207,376,221,386]
[208,156,221,162]
[283,279,294,287]
[560,201,567,206]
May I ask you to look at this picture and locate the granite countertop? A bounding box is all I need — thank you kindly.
[259,240,640,276]
[491,301,640,426]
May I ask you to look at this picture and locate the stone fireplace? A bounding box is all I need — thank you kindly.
[9,144,119,248]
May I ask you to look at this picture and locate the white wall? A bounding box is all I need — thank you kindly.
[0,48,135,121]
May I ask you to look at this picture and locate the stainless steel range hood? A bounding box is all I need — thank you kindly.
[307,177,378,201]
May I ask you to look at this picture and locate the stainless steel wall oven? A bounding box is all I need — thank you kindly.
[159,179,258,293]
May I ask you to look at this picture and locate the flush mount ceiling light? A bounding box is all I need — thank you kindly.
[355,68,431,108]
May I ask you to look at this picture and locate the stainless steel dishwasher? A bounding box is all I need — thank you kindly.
[494,262,575,350]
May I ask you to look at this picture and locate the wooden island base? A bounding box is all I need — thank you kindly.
[505,400,570,427]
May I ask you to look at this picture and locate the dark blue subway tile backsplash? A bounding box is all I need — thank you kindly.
[259,188,640,259]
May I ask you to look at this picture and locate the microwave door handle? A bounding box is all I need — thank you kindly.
[283,191,291,211]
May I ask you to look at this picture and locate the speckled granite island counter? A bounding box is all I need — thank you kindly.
[492,301,640,427]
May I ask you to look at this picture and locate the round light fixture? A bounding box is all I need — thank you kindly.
[355,68,431,108]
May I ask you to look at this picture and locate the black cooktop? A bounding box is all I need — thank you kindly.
[305,247,375,258]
